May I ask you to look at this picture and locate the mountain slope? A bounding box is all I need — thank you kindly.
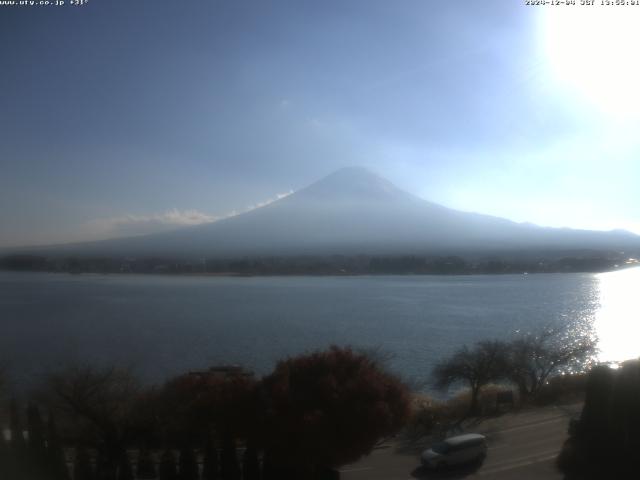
[12,167,640,258]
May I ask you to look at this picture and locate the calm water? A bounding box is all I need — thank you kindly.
[1,268,638,389]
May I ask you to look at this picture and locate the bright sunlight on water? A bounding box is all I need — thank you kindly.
[594,266,640,365]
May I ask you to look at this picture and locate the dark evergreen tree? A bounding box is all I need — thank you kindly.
[261,452,293,480]
[261,452,275,480]
[178,447,198,480]
[7,400,31,479]
[558,361,640,479]
[220,434,240,480]
[18,404,49,479]
[10,399,26,451]
[95,449,112,480]
[27,403,47,470]
[242,443,260,480]
[136,448,157,479]
[74,447,95,480]
[117,452,134,480]
[0,425,5,463]
[202,438,219,480]
[0,424,15,480]
[158,449,178,480]
[47,413,71,480]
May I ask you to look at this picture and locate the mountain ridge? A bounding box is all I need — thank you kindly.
[4,167,640,258]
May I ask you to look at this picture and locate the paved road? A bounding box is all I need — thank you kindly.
[341,405,581,480]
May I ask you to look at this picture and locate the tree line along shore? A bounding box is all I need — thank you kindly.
[2,252,637,275]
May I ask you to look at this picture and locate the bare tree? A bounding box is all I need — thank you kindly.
[432,340,508,415]
[505,327,595,399]
[358,345,426,393]
[45,366,142,479]
[356,345,396,369]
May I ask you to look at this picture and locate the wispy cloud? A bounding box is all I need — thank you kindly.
[84,209,222,238]
[83,191,294,240]
[246,190,293,211]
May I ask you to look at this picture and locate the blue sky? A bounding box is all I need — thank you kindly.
[2,0,640,247]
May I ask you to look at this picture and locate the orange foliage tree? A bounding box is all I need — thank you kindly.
[258,346,411,475]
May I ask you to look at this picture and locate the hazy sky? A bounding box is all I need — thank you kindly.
[2,0,640,247]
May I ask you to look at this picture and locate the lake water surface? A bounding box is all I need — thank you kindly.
[1,268,638,389]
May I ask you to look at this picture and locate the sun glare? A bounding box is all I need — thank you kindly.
[594,266,640,364]
[542,6,640,117]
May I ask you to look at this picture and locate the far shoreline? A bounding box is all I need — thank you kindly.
[2,250,638,277]
[1,263,638,278]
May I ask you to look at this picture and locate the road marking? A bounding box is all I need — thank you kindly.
[488,415,566,434]
[488,434,565,451]
[484,448,559,469]
[479,451,559,475]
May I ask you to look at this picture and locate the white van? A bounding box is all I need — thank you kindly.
[421,433,487,469]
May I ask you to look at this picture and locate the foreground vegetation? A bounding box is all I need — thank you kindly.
[0,328,599,479]
[0,347,410,480]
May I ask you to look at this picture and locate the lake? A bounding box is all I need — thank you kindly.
[1,268,638,390]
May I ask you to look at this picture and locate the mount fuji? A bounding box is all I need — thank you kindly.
[11,167,640,258]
